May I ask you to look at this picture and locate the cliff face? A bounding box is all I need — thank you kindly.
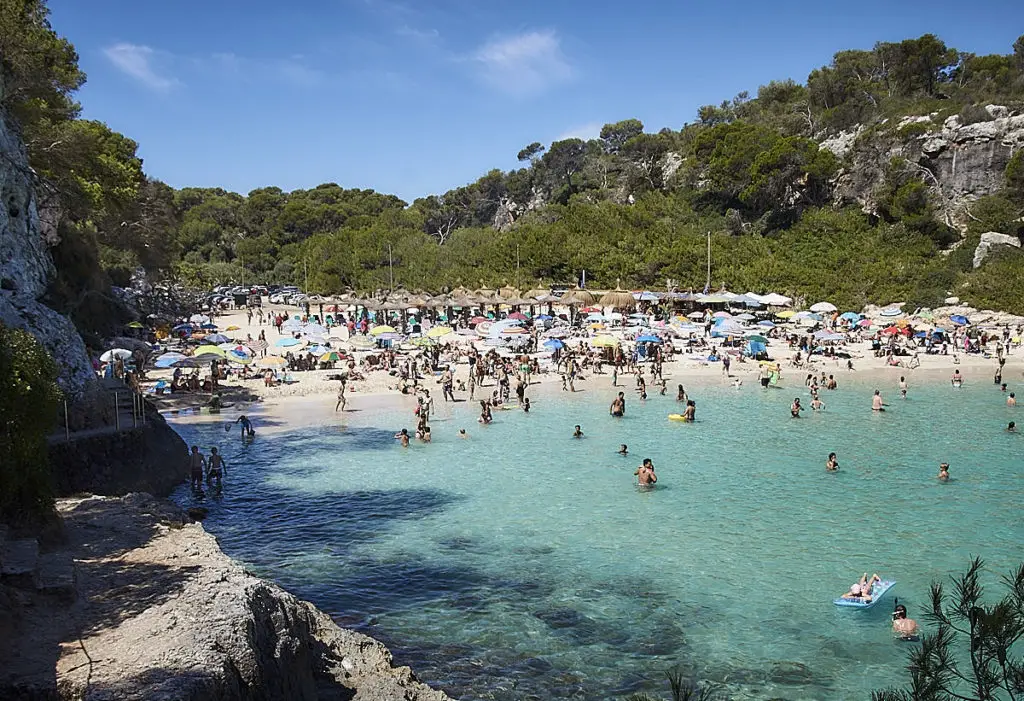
[0,97,93,393]
[822,106,1024,232]
[1,494,451,701]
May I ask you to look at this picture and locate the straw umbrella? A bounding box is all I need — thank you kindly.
[523,279,550,300]
[561,288,596,306]
[498,284,521,300]
[599,286,636,310]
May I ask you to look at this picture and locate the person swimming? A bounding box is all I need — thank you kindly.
[791,398,803,418]
[618,444,628,455]
[826,452,839,472]
[634,458,657,487]
[523,397,531,413]
[892,602,919,641]
[811,395,825,411]
[573,425,584,438]
[951,369,963,387]
[899,376,908,398]
[1009,421,1017,432]
[1008,393,1017,407]
[394,428,410,447]
[609,394,625,417]
[459,428,468,438]
[682,400,696,422]
[938,462,950,482]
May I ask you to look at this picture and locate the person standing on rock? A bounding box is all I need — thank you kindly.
[189,446,207,492]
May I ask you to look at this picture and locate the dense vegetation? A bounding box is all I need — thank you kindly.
[5,1,1024,325]
[0,324,61,525]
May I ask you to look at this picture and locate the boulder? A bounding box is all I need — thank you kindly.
[972,232,1022,268]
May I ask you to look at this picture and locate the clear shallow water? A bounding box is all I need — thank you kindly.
[170,378,1024,700]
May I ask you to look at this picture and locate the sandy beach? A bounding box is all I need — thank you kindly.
[148,304,1023,432]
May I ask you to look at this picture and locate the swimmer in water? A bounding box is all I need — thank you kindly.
[811,396,825,411]
[573,425,584,438]
[459,428,468,438]
[871,390,887,412]
[234,414,255,438]
[791,398,803,418]
[1008,421,1017,432]
[676,384,687,402]
[892,603,919,641]
[826,452,839,472]
[394,428,410,447]
[1008,393,1017,407]
[634,458,657,486]
[618,444,628,455]
[951,369,962,387]
[523,397,531,413]
[899,376,908,399]
[206,447,227,489]
[682,400,696,422]
[938,462,950,482]
[609,394,625,417]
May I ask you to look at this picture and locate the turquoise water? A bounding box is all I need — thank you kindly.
[170,377,1024,700]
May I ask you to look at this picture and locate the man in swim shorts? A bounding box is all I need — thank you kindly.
[207,447,227,489]
[634,458,657,486]
[188,446,206,491]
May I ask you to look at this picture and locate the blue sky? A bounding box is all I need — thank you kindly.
[50,0,1023,202]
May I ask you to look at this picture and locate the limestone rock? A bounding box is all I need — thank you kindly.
[0,101,93,393]
[972,231,1022,268]
[818,126,864,160]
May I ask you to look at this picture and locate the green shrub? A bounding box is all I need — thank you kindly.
[0,324,62,526]
[958,103,996,125]
[896,121,931,139]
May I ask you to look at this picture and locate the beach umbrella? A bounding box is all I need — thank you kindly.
[839,312,861,321]
[881,326,901,335]
[153,352,186,368]
[302,323,328,337]
[590,335,620,347]
[813,330,844,341]
[256,356,287,368]
[634,291,660,302]
[687,311,705,319]
[950,315,969,326]
[369,325,396,335]
[275,337,303,348]
[171,358,199,368]
[879,307,903,317]
[507,311,528,321]
[376,332,405,342]
[760,293,792,307]
[246,339,269,352]
[126,321,144,329]
[735,313,756,321]
[194,345,227,357]
[205,333,230,344]
[810,302,837,313]
[192,352,225,364]
[543,338,565,350]
[227,350,253,364]
[744,333,769,343]
[857,319,874,328]
[319,351,343,362]
[757,320,776,328]
[561,288,596,306]
[225,325,241,331]
[307,345,331,355]
[427,326,453,338]
[712,311,732,318]
[171,323,193,333]
[599,288,636,308]
[349,336,375,350]
[776,310,796,319]
[189,314,210,324]
[410,337,437,348]
[636,335,662,343]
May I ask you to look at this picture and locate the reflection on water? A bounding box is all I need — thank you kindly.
[171,379,1024,699]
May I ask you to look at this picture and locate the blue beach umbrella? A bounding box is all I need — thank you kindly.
[839,312,861,321]
[757,320,776,328]
[950,315,969,326]
[275,337,302,347]
[636,335,662,343]
[153,352,186,368]
[543,338,564,350]
[171,323,193,333]
[205,333,230,344]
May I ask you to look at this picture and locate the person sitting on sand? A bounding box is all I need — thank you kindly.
[842,573,882,601]
[826,452,839,472]
[573,424,584,438]
[634,458,657,486]
[938,462,950,482]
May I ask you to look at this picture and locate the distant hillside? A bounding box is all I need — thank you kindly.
[5,2,1024,318]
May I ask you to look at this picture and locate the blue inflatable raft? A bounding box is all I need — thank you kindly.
[833,580,896,609]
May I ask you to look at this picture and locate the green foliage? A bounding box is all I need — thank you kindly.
[872,558,1024,701]
[958,103,995,125]
[0,325,61,526]
[896,121,931,139]
[600,119,645,153]
[966,195,1023,236]
[1007,151,1024,200]
[959,247,1024,315]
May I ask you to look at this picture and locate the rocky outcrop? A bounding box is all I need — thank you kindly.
[829,106,1024,233]
[972,231,1022,268]
[0,91,92,393]
[1,494,451,701]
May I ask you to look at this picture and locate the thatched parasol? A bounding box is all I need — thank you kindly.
[561,288,596,306]
[498,284,521,300]
[474,287,499,304]
[426,294,450,308]
[523,279,550,299]
[599,287,636,308]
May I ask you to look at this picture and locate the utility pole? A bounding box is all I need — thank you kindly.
[304,259,308,292]
[515,243,520,289]
[705,231,711,294]
[388,243,394,293]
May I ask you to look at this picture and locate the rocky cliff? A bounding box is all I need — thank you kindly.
[0,94,93,394]
[823,105,1024,232]
[1,493,451,701]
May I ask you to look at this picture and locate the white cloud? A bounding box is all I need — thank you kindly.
[556,121,602,142]
[103,43,179,91]
[472,30,572,97]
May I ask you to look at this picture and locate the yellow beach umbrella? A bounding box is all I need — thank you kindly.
[589,323,606,330]
[194,345,227,357]
[369,325,396,335]
[590,335,620,347]
[320,351,342,362]
[427,326,453,338]
[226,325,241,331]
[256,356,287,368]
[776,310,796,319]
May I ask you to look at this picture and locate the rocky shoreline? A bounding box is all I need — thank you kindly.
[0,493,451,701]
